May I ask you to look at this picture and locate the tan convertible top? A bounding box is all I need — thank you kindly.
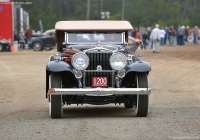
[55,20,133,31]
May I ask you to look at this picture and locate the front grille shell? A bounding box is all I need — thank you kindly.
[83,51,115,87]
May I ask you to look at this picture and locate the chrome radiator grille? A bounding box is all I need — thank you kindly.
[84,52,114,87]
[86,52,112,70]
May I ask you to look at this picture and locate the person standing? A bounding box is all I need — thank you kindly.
[146,27,152,49]
[168,25,176,46]
[177,26,185,46]
[25,28,32,44]
[14,31,19,42]
[185,26,190,42]
[131,27,140,39]
[182,26,186,45]
[176,26,180,45]
[150,24,160,53]
[139,27,148,50]
[164,26,169,45]
[193,26,199,45]
[159,27,166,46]
[19,31,25,50]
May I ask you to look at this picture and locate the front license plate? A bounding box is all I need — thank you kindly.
[92,77,108,87]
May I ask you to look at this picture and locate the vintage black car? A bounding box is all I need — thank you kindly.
[28,29,55,51]
[46,21,151,118]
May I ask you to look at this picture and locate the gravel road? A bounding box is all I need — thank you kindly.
[0,44,200,140]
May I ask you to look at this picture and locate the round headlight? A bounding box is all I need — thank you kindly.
[109,52,127,70]
[72,52,89,70]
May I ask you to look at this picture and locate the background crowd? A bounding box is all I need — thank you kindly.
[129,24,200,53]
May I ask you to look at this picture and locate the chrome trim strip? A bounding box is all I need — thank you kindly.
[84,46,114,54]
[48,88,151,95]
[84,70,115,72]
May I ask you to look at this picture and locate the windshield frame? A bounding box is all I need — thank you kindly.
[65,32,126,45]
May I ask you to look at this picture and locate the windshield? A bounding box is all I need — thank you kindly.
[67,32,124,44]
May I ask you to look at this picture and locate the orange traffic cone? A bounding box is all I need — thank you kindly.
[11,44,15,53]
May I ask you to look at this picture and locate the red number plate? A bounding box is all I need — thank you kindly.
[92,77,108,87]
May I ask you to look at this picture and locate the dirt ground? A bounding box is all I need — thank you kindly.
[0,42,200,140]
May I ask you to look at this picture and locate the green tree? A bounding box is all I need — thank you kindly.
[13,0,200,31]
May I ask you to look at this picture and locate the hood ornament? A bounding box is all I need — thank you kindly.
[97,65,102,71]
[96,41,103,51]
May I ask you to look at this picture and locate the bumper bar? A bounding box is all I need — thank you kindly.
[48,88,151,96]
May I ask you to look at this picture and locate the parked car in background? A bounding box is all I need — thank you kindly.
[46,21,151,118]
[28,29,55,51]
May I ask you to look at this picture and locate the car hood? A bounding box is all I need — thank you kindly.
[69,45,122,52]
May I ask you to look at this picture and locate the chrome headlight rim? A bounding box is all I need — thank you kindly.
[74,70,82,79]
[71,52,89,70]
[109,52,127,71]
[118,69,125,78]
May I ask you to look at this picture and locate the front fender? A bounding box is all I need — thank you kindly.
[126,61,151,73]
[46,61,73,73]
[46,61,75,98]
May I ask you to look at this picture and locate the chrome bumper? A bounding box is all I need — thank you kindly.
[48,88,151,96]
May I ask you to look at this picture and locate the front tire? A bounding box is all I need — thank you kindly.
[135,73,149,117]
[32,42,43,51]
[49,73,63,118]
